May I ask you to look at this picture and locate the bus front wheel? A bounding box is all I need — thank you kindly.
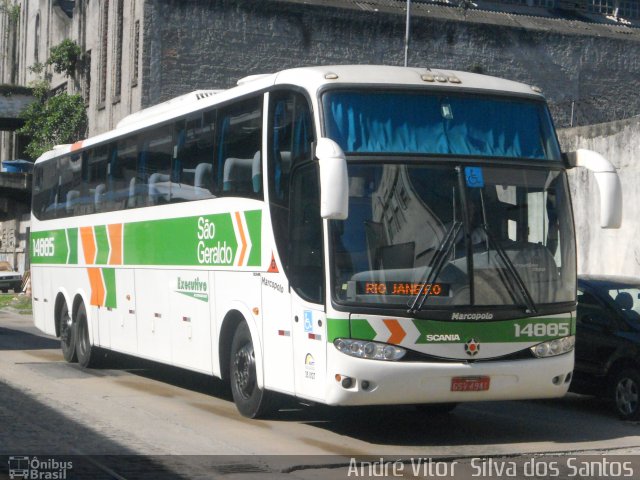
[60,303,77,363]
[230,321,277,418]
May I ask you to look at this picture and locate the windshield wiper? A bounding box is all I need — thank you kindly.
[408,221,462,314]
[479,224,537,314]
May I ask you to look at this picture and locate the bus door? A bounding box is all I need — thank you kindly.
[291,294,326,401]
[31,267,50,333]
[289,162,327,401]
[260,266,294,394]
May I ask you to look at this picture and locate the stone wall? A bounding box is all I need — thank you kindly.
[559,116,640,276]
[142,0,640,128]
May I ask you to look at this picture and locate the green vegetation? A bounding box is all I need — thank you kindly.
[47,39,83,78]
[0,294,32,315]
[0,1,20,24]
[18,91,87,158]
[17,39,87,159]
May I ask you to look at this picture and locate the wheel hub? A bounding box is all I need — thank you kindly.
[233,344,256,399]
[61,315,72,343]
[616,378,639,415]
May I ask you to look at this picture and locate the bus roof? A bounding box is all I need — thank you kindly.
[35,65,544,164]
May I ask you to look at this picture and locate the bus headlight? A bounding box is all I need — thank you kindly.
[530,336,575,358]
[334,338,406,361]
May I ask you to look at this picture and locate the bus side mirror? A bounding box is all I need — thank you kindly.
[316,137,348,220]
[564,149,622,229]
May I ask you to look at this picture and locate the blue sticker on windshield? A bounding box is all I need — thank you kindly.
[465,167,484,188]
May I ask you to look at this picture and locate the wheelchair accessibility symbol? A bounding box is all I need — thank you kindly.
[464,167,484,188]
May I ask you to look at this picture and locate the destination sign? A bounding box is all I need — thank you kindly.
[357,282,450,296]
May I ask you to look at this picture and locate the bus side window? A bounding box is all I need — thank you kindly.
[140,124,173,206]
[268,90,315,273]
[114,136,139,209]
[289,162,323,304]
[87,145,109,213]
[217,97,262,198]
[33,159,60,220]
[269,91,313,206]
[60,154,83,216]
[171,109,216,202]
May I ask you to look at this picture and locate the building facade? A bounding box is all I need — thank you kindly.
[0,0,639,275]
[1,0,640,154]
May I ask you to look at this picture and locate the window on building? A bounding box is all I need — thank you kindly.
[113,0,124,101]
[132,20,140,87]
[34,13,40,64]
[99,0,109,106]
[83,50,91,105]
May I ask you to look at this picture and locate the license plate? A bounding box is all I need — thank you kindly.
[451,376,490,392]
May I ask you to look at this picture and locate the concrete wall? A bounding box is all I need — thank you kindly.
[559,116,640,277]
[0,212,29,275]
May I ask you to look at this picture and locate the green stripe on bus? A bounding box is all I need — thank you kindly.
[102,268,117,309]
[245,210,262,267]
[413,316,574,344]
[123,211,262,267]
[67,228,78,264]
[31,229,72,265]
[350,319,377,341]
[94,225,110,265]
[327,318,350,342]
[33,211,263,268]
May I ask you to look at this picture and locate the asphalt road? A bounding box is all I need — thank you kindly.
[0,307,639,479]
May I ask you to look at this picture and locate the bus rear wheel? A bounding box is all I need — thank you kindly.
[230,321,277,418]
[60,303,77,363]
[75,303,96,368]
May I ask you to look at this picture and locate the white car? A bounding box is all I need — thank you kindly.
[0,261,22,293]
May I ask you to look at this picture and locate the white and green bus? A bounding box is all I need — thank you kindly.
[30,65,621,418]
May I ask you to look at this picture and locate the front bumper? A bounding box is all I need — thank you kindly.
[325,346,573,406]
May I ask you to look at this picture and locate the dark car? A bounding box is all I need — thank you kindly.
[571,275,640,420]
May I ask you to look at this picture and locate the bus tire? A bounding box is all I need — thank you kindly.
[230,321,277,418]
[75,303,95,368]
[60,302,77,363]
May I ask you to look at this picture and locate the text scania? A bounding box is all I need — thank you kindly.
[426,334,461,342]
[196,217,233,265]
[32,237,55,257]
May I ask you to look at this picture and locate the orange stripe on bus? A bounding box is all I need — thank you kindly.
[235,211,247,266]
[383,319,407,345]
[71,141,84,152]
[87,268,105,306]
[80,226,96,264]
[108,223,123,265]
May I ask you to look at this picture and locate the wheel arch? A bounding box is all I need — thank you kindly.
[607,357,640,382]
[72,292,88,318]
[218,305,264,388]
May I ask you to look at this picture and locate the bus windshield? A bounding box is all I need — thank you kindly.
[323,90,562,160]
[329,163,576,312]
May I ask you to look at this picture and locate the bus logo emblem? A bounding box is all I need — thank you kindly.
[464,338,480,356]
